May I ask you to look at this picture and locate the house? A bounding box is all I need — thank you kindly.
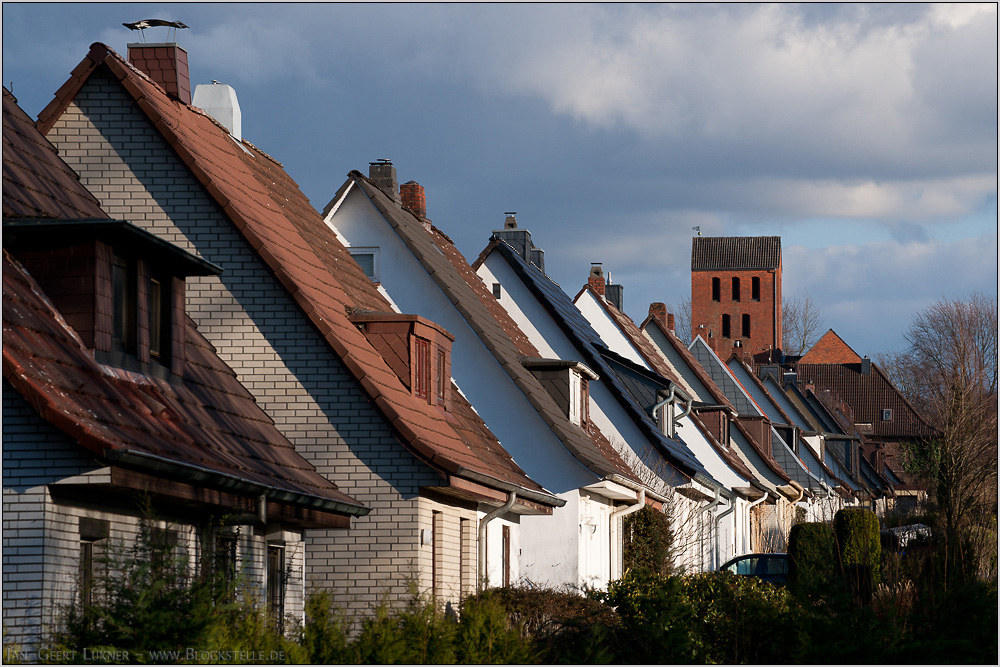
[472,218,732,571]
[690,236,782,363]
[573,266,768,568]
[323,166,670,588]
[36,39,561,614]
[2,87,366,649]
[794,329,936,514]
[640,303,805,552]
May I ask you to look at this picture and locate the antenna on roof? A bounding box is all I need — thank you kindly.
[123,19,189,43]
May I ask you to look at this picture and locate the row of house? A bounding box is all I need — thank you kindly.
[3,35,931,650]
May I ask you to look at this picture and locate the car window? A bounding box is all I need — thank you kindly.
[736,558,758,575]
[762,557,788,575]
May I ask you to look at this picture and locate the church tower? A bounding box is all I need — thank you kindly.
[690,236,782,363]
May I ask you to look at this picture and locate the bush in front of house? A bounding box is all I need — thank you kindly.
[623,505,673,576]
[835,507,882,599]
[788,521,837,598]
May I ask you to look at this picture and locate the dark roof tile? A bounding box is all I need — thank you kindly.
[691,236,781,271]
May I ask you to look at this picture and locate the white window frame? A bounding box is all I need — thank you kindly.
[349,247,380,282]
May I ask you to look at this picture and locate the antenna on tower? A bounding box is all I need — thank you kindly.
[692,226,702,236]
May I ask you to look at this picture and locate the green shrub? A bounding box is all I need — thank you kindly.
[835,507,882,598]
[455,593,538,664]
[598,570,694,663]
[301,592,351,664]
[960,525,998,582]
[349,591,457,665]
[788,522,836,598]
[623,505,672,575]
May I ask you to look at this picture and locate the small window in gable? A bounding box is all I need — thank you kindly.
[881,409,892,421]
[350,248,380,282]
[492,283,501,299]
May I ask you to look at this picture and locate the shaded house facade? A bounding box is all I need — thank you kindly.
[3,88,366,648]
[323,167,665,588]
[640,303,805,553]
[691,236,782,363]
[795,329,936,513]
[36,41,559,614]
[473,220,729,572]
[574,276,764,570]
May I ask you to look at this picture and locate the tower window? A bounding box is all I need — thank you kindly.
[752,277,760,301]
[732,277,741,301]
[742,314,751,338]
[712,277,720,302]
[722,314,731,339]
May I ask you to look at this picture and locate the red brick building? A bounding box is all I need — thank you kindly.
[691,236,782,362]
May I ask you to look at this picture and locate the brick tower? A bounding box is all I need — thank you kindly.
[690,236,782,363]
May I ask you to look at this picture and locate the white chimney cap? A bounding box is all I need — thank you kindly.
[192,82,242,140]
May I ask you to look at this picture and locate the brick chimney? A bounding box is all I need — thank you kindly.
[649,302,667,328]
[400,181,426,219]
[369,159,400,204]
[127,43,191,104]
[588,263,605,297]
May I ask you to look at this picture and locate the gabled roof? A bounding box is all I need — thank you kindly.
[3,87,108,220]
[798,329,862,365]
[691,236,781,271]
[330,171,640,484]
[4,250,366,522]
[481,236,711,484]
[37,43,553,506]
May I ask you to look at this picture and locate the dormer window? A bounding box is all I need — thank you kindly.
[568,369,590,429]
[521,358,598,432]
[352,313,455,410]
[3,218,221,380]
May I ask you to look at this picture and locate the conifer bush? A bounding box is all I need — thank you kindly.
[834,507,882,600]
[788,521,837,597]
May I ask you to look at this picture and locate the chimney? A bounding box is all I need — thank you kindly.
[504,213,517,229]
[588,263,606,296]
[861,356,871,375]
[369,159,400,204]
[399,180,426,219]
[667,313,675,332]
[192,82,241,139]
[127,43,191,104]
[606,280,624,311]
[649,302,667,328]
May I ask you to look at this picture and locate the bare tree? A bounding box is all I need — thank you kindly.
[880,292,998,585]
[663,298,691,344]
[782,292,824,357]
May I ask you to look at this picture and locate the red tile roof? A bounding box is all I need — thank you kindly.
[691,236,781,271]
[3,88,108,220]
[798,329,862,365]
[335,172,641,484]
[3,250,365,519]
[36,44,549,503]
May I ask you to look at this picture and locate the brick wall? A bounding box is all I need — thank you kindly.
[691,266,782,360]
[45,69,444,618]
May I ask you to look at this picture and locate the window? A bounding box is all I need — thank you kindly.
[215,535,237,583]
[266,545,285,633]
[350,248,379,282]
[742,314,751,338]
[431,511,442,599]
[148,275,171,362]
[492,282,501,299]
[568,371,589,427]
[413,337,431,401]
[436,348,447,403]
[722,314,731,338]
[711,277,720,302]
[882,409,892,421]
[79,541,96,607]
[78,518,108,606]
[732,277,741,301]
[751,277,760,301]
[459,518,470,595]
[112,254,136,353]
[502,525,511,587]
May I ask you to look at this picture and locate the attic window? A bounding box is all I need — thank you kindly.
[568,369,590,429]
[112,253,136,353]
[881,409,892,421]
[350,248,380,282]
[492,283,501,299]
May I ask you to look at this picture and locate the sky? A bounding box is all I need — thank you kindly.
[3,3,997,356]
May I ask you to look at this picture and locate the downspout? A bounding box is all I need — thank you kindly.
[714,496,737,570]
[478,492,516,591]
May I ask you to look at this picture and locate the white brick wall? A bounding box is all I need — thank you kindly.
[46,69,454,620]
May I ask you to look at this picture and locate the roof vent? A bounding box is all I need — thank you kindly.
[192,82,242,140]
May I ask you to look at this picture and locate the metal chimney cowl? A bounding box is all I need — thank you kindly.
[192,82,242,140]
